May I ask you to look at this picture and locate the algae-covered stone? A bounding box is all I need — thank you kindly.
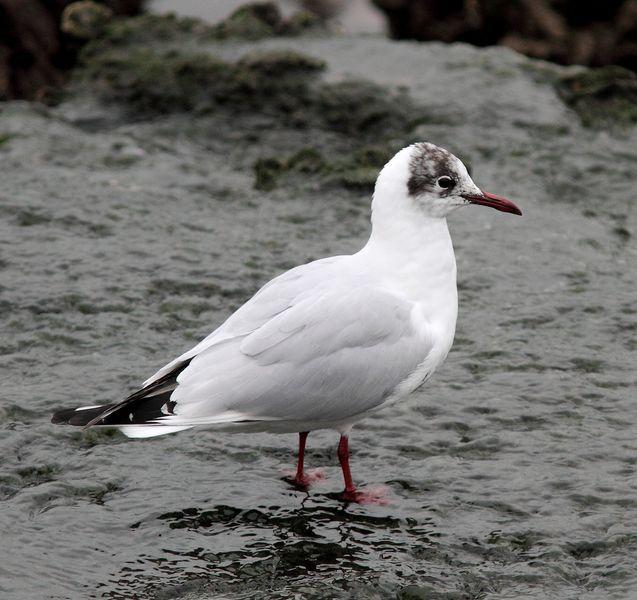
[252,144,400,192]
[76,46,324,114]
[0,132,13,147]
[78,48,230,112]
[61,1,113,40]
[212,2,283,40]
[253,149,327,191]
[96,12,210,47]
[280,10,323,36]
[317,80,416,136]
[237,50,325,77]
[338,166,379,190]
[557,65,637,128]
[254,157,287,191]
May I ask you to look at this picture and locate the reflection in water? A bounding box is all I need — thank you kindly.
[108,501,432,598]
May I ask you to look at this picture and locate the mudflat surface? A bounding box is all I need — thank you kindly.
[0,29,636,600]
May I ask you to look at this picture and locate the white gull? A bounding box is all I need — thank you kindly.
[52,142,521,502]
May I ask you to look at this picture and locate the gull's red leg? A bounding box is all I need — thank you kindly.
[283,431,325,489]
[337,434,357,500]
[293,431,309,486]
[336,434,390,505]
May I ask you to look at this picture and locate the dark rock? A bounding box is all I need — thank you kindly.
[0,0,143,100]
[254,157,288,191]
[372,0,637,71]
[76,44,325,115]
[211,2,283,40]
[61,1,113,40]
[557,65,637,127]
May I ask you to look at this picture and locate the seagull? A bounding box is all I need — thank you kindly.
[52,142,521,502]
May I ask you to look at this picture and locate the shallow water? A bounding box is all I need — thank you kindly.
[0,33,636,599]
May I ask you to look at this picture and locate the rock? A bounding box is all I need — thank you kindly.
[557,65,637,127]
[211,2,283,40]
[211,2,323,40]
[0,0,143,100]
[372,0,637,71]
[75,45,325,114]
[254,157,287,191]
[61,1,113,40]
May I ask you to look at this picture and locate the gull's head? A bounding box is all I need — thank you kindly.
[373,142,522,220]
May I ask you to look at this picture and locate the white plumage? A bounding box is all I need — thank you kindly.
[53,142,521,500]
[131,145,464,436]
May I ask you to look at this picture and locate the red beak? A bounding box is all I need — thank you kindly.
[461,191,522,216]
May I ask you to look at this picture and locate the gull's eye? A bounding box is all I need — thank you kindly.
[437,176,455,190]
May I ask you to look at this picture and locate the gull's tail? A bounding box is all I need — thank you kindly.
[50,359,194,438]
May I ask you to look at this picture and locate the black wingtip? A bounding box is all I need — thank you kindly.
[51,405,114,427]
[51,407,77,424]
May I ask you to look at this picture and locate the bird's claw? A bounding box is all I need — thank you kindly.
[339,484,391,505]
[283,467,326,490]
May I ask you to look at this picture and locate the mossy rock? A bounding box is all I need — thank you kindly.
[76,46,324,114]
[212,2,282,40]
[338,166,379,190]
[317,80,416,136]
[558,65,637,127]
[212,3,321,39]
[252,143,399,192]
[349,144,395,169]
[61,1,113,40]
[280,10,323,36]
[287,147,327,173]
[237,50,325,77]
[254,148,329,190]
[254,157,287,191]
[96,13,211,47]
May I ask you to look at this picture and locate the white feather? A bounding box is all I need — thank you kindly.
[117,425,193,438]
[133,143,471,435]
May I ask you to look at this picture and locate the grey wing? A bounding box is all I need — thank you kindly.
[156,287,433,426]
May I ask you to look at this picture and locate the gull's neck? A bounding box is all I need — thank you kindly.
[364,196,455,265]
[366,209,452,260]
[358,196,457,307]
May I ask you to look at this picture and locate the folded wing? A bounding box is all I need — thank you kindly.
[156,285,431,427]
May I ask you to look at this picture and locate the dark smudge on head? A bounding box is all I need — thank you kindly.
[407,143,456,197]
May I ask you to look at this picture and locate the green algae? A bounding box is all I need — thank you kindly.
[0,132,14,147]
[92,13,210,48]
[60,0,113,40]
[90,2,319,48]
[76,38,416,142]
[212,3,322,39]
[71,8,427,197]
[317,80,417,136]
[77,47,324,114]
[254,157,288,191]
[76,35,418,195]
[557,65,637,128]
[211,2,282,40]
[254,148,328,190]
[254,143,398,191]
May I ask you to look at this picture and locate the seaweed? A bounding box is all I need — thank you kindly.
[557,65,637,127]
